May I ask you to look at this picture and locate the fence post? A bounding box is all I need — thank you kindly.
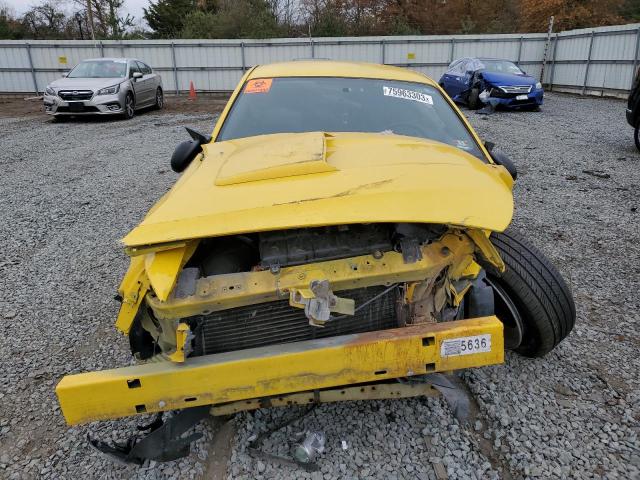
[449,38,455,63]
[381,39,385,64]
[631,27,640,89]
[240,42,246,72]
[516,36,523,65]
[310,39,314,58]
[100,40,104,57]
[25,43,38,95]
[549,34,559,91]
[120,40,125,56]
[171,42,179,94]
[582,30,595,95]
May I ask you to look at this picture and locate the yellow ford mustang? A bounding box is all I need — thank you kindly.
[56,61,574,464]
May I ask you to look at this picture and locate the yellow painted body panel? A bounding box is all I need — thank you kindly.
[246,60,441,86]
[114,256,149,334]
[123,133,513,247]
[215,131,336,185]
[56,316,503,425]
[143,241,198,301]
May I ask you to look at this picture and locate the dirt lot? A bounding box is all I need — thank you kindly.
[0,93,229,118]
[0,92,638,480]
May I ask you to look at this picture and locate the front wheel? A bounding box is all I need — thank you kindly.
[122,93,135,120]
[487,228,576,357]
[468,87,481,109]
[154,88,164,110]
[634,124,640,152]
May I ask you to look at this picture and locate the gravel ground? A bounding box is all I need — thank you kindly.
[0,92,638,480]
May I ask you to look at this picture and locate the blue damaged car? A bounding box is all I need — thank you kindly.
[439,58,544,110]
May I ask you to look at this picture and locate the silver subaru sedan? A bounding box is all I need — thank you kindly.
[43,58,163,120]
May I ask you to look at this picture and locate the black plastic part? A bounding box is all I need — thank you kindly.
[88,406,210,465]
[128,313,156,361]
[170,140,201,173]
[170,127,213,173]
[484,142,517,180]
[185,126,211,144]
[466,271,495,318]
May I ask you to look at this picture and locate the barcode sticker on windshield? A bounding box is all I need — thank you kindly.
[383,86,433,105]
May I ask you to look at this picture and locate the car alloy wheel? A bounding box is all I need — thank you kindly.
[155,89,164,110]
[124,94,135,119]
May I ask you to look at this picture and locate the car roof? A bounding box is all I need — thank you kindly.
[81,57,138,62]
[248,60,438,86]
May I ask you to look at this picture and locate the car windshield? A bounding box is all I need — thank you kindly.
[477,60,524,75]
[217,77,484,159]
[68,60,127,78]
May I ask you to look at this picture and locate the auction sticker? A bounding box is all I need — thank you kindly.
[441,334,491,357]
[383,86,433,105]
[245,78,273,93]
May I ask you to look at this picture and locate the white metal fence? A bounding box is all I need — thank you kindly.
[1,23,639,96]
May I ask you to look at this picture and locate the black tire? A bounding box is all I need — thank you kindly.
[468,87,481,109]
[123,92,135,120]
[634,123,640,152]
[154,87,164,110]
[487,228,575,357]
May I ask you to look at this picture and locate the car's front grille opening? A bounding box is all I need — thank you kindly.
[56,105,100,113]
[497,85,532,94]
[58,90,94,101]
[192,285,399,356]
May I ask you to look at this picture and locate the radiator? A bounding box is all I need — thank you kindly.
[192,286,398,355]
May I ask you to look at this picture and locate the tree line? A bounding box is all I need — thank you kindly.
[1,0,639,40]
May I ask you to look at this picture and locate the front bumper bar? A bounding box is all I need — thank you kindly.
[56,316,503,425]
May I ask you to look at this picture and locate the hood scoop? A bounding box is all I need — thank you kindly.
[215,132,337,186]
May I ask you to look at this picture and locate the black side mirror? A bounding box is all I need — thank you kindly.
[485,141,517,180]
[170,127,212,173]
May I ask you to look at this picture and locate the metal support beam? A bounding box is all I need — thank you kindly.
[25,43,38,95]
[99,41,104,58]
[171,42,178,94]
[310,39,315,58]
[449,38,455,63]
[381,39,386,64]
[211,382,440,416]
[516,36,523,65]
[240,42,246,72]
[583,30,595,95]
[56,316,504,425]
[549,34,559,91]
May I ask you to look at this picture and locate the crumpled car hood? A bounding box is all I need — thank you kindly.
[123,132,514,247]
[481,71,536,86]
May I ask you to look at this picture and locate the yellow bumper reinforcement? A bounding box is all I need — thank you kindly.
[56,316,503,425]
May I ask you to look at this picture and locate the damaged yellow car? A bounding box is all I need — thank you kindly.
[56,61,575,465]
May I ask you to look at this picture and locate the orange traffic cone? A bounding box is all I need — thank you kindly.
[188,81,196,101]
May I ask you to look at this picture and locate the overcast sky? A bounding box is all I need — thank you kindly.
[4,0,151,23]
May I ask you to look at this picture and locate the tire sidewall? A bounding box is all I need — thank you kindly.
[468,87,481,109]
[123,93,135,120]
[155,88,164,110]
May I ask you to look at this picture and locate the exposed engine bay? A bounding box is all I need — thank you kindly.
[130,223,497,361]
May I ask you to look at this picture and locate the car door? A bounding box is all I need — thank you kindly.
[136,61,156,106]
[129,61,151,106]
[441,60,461,94]
[446,60,468,98]
[140,61,161,95]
